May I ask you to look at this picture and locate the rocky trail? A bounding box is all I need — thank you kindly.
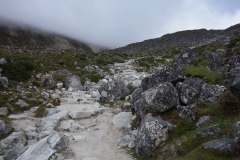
[2,59,149,160]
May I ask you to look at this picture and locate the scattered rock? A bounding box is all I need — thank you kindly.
[196,116,210,127]
[15,99,29,108]
[117,134,135,147]
[51,93,60,99]
[16,85,27,93]
[198,125,220,137]
[135,114,168,157]
[199,84,225,102]
[0,107,8,116]
[41,91,50,100]
[204,138,237,153]
[63,74,83,91]
[43,76,56,89]
[0,77,8,88]
[177,105,195,122]
[0,120,12,136]
[98,80,130,101]
[0,58,7,65]
[141,82,179,113]
[234,121,240,144]
[229,74,240,99]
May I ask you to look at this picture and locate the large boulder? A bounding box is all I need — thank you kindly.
[203,138,237,153]
[17,132,67,160]
[0,131,27,155]
[63,75,83,91]
[0,77,8,88]
[229,74,240,99]
[43,76,56,89]
[141,64,185,91]
[135,114,168,157]
[141,82,179,113]
[176,78,205,105]
[174,49,202,67]
[98,80,130,101]
[131,88,143,104]
[199,84,225,102]
[0,120,12,136]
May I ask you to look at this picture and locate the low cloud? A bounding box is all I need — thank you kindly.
[0,0,240,48]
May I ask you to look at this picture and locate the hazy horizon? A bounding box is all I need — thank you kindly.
[0,0,240,49]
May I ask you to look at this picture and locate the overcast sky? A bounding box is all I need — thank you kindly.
[0,0,240,48]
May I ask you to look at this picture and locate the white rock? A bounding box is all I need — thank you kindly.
[8,114,29,120]
[112,112,133,129]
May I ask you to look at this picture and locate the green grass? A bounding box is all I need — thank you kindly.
[183,65,222,84]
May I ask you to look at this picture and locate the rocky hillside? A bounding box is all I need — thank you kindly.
[0,22,240,160]
[0,22,94,52]
[103,23,240,56]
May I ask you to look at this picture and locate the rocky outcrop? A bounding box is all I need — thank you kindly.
[141,82,179,113]
[174,49,202,66]
[135,114,168,156]
[141,64,185,91]
[63,75,83,91]
[98,80,130,101]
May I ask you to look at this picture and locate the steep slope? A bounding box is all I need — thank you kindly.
[0,23,93,52]
[104,23,240,56]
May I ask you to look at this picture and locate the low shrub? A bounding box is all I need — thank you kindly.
[219,90,240,114]
[183,65,222,84]
[35,105,47,118]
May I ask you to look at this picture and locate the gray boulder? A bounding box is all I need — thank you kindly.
[0,131,27,155]
[0,120,12,136]
[17,132,66,160]
[117,134,135,147]
[63,75,83,91]
[196,116,210,127]
[57,69,70,76]
[0,77,8,88]
[199,84,225,102]
[234,121,240,144]
[135,114,168,157]
[141,82,179,113]
[0,107,8,116]
[141,64,185,91]
[0,58,7,65]
[131,88,143,104]
[176,105,195,122]
[229,74,240,99]
[15,99,29,108]
[41,91,50,100]
[4,144,27,160]
[43,76,56,89]
[198,125,220,137]
[204,138,237,153]
[112,112,133,129]
[176,78,205,105]
[174,49,202,67]
[98,81,130,101]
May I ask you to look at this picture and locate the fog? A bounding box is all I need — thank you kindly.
[0,0,240,48]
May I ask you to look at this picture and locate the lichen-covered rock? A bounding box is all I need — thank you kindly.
[0,120,12,136]
[135,114,168,157]
[199,84,226,102]
[176,105,195,122]
[141,64,185,91]
[176,78,205,105]
[131,88,143,104]
[98,80,130,101]
[141,82,179,113]
[229,74,240,99]
[204,138,237,153]
[198,125,220,137]
[174,49,202,67]
[0,131,27,155]
[196,116,210,127]
[43,76,56,89]
[63,75,83,91]
[0,77,8,88]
